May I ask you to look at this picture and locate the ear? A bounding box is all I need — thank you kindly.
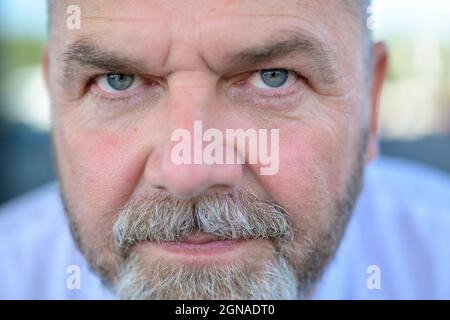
[365,42,388,163]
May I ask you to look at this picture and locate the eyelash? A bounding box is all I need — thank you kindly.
[87,69,308,105]
[239,70,306,95]
[87,75,155,105]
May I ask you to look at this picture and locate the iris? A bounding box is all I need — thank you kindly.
[260,69,289,88]
[106,74,135,91]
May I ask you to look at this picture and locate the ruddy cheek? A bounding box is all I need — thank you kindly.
[264,141,317,205]
[75,131,140,211]
[256,128,338,221]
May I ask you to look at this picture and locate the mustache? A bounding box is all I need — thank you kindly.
[112,189,294,249]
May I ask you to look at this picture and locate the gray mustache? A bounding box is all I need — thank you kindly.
[112,190,293,249]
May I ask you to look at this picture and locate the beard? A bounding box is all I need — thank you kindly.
[60,137,366,300]
[111,190,299,299]
[114,244,299,300]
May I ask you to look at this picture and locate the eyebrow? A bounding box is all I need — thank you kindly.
[62,39,146,81]
[226,30,338,83]
[62,30,338,84]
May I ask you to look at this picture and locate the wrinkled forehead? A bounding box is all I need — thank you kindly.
[49,0,361,24]
[49,0,362,40]
[48,0,365,74]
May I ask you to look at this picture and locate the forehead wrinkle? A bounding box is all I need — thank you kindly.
[81,16,161,24]
[59,6,343,84]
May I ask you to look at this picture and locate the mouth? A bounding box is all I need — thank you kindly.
[158,233,245,254]
[135,232,264,265]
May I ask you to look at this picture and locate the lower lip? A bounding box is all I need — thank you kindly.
[155,239,245,255]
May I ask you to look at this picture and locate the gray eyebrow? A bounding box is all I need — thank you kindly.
[62,31,338,84]
[226,30,338,84]
[62,39,146,81]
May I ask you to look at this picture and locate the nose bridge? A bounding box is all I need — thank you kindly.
[168,72,213,126]
[144,73,243,199]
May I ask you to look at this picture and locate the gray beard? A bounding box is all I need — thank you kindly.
[113,250,299,300]
[59,134,366,300]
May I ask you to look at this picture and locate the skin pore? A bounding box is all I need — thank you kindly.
[45,0,387,299]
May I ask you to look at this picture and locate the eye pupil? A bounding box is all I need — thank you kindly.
[260,69,289,88]
[106,74,134,91]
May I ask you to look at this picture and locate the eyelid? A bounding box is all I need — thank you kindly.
[95,74,144,93]
[226,68,308,109]
[247,69,298,90]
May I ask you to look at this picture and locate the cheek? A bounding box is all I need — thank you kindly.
[256,124,349,228]
[55,125,146,220]
[82,134,135,204]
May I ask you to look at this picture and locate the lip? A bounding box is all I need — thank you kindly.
[176,233,226,244]
[142,232,248,258]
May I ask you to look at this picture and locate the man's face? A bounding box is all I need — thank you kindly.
[46,0,384,299]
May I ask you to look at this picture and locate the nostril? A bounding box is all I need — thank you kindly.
[163,169,214,198]
[146,161,243,199]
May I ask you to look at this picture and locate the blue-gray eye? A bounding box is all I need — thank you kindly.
[260,69,289,88]
[106,74,135,91]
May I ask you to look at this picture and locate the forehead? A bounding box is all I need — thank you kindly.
[50,0,362,73]
[51,0,357,40]
[51,0,354,20]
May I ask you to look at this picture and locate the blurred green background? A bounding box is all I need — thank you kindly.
[0,0,449,204]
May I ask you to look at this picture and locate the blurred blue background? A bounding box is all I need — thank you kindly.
[0,0,449,204]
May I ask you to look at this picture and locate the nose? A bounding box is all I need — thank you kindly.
[144,76,243,199]
[150,156,243,199]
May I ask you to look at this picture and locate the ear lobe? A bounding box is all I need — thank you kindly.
[365,42,388,163]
